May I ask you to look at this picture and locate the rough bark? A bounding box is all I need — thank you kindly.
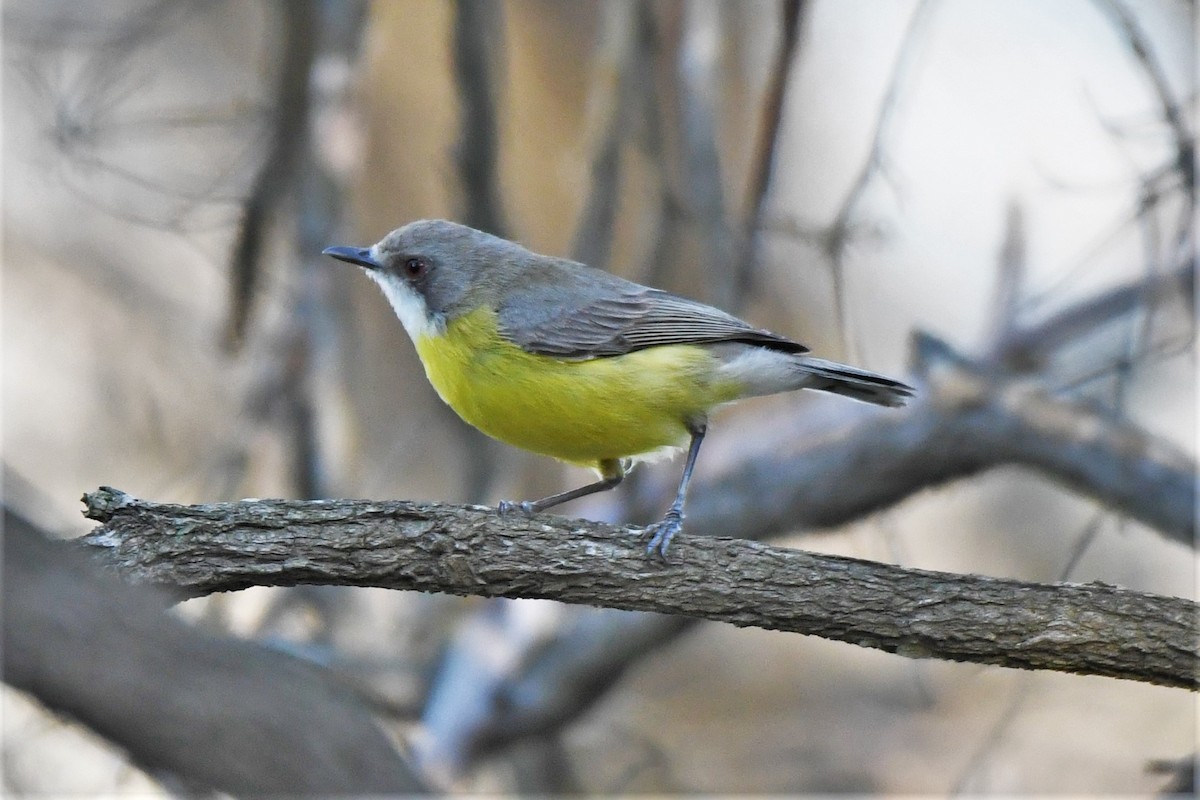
[79,487,1199,690]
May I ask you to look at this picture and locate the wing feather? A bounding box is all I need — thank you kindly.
[496,262,806,358]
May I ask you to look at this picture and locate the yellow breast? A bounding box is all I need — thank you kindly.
[413,308,740,467]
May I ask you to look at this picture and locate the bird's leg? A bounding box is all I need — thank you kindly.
[498,459,625,516]
[644,422,706,559]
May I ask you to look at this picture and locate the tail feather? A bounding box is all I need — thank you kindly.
[796,357,914,407]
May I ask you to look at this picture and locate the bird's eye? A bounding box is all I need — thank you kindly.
[404,257,426,277]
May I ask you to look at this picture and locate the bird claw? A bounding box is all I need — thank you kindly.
[497,499,535,517]
[644,511,683,560]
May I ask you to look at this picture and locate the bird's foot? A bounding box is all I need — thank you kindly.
[497,499,536,517]
[644,509,684,561]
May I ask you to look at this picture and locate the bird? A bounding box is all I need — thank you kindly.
[324,220,913,558]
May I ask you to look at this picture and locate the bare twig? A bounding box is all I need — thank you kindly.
[453,0,508,238]
[994,255,1194,371]
[651,0,737,307]
[570,0,639,269]
[10,3,263,233]
[985,200,1027,345]
[734,0,805,300]
[79,487,1198,689]
[1093,0,1195,196]
[225,0,317,350]
[824,0,936,351]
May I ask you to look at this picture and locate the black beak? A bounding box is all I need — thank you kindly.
[322,245,380,270]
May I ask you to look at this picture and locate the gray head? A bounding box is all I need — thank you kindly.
[323,219,533,340]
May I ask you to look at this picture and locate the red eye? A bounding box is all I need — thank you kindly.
[404,257,426,277]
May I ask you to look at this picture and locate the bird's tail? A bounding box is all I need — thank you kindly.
[794,357,914,407]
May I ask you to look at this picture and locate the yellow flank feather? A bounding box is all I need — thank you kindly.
[414,308,743,468]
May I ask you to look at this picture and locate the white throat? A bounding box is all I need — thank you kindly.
[365,258,443,341]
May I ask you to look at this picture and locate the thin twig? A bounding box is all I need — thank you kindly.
[225,0,317,350]
[824,0,936,355]
[994,255,1194,370]
[452,0,508,238]
[733,0,806,303]
[1093,0,1195,195]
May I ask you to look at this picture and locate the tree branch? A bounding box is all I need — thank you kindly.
[3,506,427,795]
[79,487,1198,690]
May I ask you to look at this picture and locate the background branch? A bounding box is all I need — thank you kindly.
[823,0,935,349]
[1093,0,1195,195]
[569,0,639,270]
[733,0,804,301]
[994,256,1194,372]
[3,507,426,796]
[224,0,316,350]
[79,487,1198,690]
[452,0,508,238]
[675,330,1196,547]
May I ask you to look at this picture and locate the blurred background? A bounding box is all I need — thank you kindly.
[2,0,1194,794]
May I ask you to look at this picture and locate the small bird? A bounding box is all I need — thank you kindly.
[325,220,913,558]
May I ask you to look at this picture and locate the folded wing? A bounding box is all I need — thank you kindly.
[497,262,806,359]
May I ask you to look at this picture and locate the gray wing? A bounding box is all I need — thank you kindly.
[496,262,807,359]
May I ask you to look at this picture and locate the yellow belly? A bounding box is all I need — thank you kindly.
[414,308,741,467]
